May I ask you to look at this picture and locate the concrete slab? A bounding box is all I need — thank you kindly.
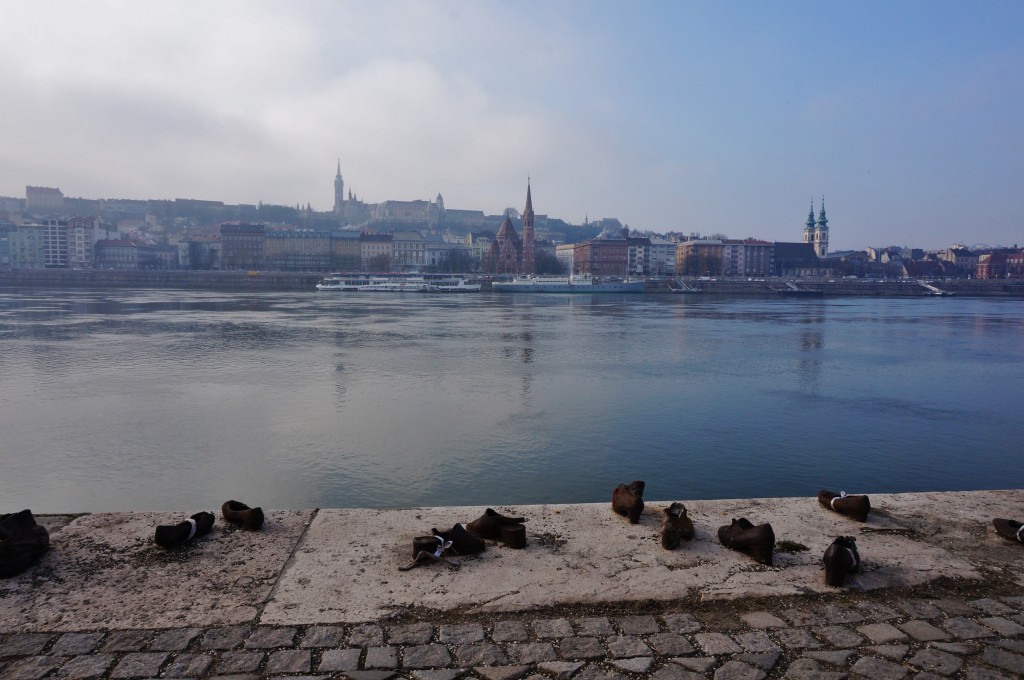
[0,510,313,632]
[3,491,1022,631]
[261,491,1024,623]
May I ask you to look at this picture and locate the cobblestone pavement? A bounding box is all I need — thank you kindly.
[3,589,1024,679]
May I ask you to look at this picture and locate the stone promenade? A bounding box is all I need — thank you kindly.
[3,590,1024,679]
[2,490,1023,678]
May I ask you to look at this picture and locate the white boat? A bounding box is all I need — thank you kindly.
[492,274,646,293]
[316,273,480,293]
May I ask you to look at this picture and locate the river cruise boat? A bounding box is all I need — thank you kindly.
[315,273,480,292]
[492,274,646,293]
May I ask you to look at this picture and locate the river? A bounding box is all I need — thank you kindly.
[0,289,1021,512]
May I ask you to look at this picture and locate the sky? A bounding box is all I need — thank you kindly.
[1,1,1022,251]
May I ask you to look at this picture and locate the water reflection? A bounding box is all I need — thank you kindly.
[0,290,1021,512]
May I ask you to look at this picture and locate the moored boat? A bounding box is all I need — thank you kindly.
[492,274,646,293]
[315,273,480,292]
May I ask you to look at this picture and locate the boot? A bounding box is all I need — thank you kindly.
[0,509,50,578]
[718,517,775,565]
[818,490,871,522]
[823,535,860,586]
[660,502,694,550]
[612,480,646,524]
[466,508,526,540]
[155,512,215,548]
[222,500,265,530]
[500,523,527,549]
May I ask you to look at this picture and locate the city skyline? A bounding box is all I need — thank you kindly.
[2,1,1023,251]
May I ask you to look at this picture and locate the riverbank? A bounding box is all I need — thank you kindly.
[2,268,1024,296]
[3,490,1024,679]
[2,490,1023,678]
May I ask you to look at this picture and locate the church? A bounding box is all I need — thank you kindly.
[484,183,536,275]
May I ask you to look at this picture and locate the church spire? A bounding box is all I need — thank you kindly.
[804,198,815,244]
[521,179,535,275]
[817,196,828,228]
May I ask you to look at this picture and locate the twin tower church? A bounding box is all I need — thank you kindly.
[804,198,829,258]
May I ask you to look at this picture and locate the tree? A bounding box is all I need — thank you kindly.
[367,254,392,272]
[434,249,477,273]
[534,252,564,275]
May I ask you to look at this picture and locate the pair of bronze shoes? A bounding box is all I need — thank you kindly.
[993,518,1024,544]
[818,490,871,522]
[222,500,265,530]
[718,517,775,565]
[154,511,215,548]
[399,519,502,571]
[467,508,527,549]
[612,480,645,524]
[0,509,51,577]
[660,502,694,550]
[823,535,860,586]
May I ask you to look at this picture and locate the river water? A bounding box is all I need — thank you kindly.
[0,289,1021,513]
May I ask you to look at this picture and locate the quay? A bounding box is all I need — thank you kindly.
[2,490,1024,678]
[3,269,1024,296]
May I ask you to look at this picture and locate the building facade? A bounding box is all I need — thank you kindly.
[94,240,140,269]
[574,239,629,276]
[360,233,393,271]
[220,223,265,270]
[26,186,64,216]
[264,230,333,271]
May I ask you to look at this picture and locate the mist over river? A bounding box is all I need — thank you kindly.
[1,289,1021,513]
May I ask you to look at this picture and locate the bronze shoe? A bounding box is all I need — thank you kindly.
[0,509,50,578]
[993,518,1024,544]
[660,502,695,550]
[823,535,860,586]
[612,480,646,524]
[466,508,525,540]
[718,517,775,565]
[818,490,871,522]
[221,500,265,530]
[155,511,215,548]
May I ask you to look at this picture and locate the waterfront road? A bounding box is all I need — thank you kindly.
[2,490,1023,678]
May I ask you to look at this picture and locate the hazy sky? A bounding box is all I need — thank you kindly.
[2,1,1022,250]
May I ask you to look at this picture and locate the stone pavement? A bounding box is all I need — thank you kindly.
[3,490,1024,678]
[3,590,1024,679]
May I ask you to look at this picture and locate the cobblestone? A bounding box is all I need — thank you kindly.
[4,588,1024,680]
[50,632,105,656]
[491,620,530,642]
[0,633,52,659]
[318,647,361,671]
[215,649,264,673]
[264,648,311,674]
[108,651,168,678]
[57,653,115,679]
[439,623,485,644]
[574,617,615,637]
[615,615,661,635]
[200,625,251,650]
[244,625,298,648]
[301,624,348,647]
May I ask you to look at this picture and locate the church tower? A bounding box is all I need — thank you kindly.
[814,197,829,258]
[333,160,345,216]
[521,181,535,274]
[803,199,815,246]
